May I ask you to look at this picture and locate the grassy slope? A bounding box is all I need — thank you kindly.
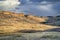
[0,11,57,33]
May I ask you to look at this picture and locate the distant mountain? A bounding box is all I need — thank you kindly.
[45,16,60,26]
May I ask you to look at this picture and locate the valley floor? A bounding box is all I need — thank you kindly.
[0,32,60,40]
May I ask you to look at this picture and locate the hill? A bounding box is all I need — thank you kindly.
[0,11,57,33]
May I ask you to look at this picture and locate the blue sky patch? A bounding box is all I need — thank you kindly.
[0,0,60,16]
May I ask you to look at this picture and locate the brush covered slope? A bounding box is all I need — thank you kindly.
[0,11,56,33]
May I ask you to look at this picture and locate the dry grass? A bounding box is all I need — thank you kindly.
[0,11,57,33]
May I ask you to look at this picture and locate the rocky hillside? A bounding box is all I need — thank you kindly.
[0,11,57,33]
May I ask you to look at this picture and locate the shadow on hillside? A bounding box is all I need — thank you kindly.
[44,28,60,32]
[17,28,60,33]
[17,30,42,33]
[40,22,59,27]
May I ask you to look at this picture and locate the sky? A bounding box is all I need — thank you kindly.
[0,0,60,16]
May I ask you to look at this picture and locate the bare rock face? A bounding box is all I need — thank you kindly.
[0,11,56,33]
